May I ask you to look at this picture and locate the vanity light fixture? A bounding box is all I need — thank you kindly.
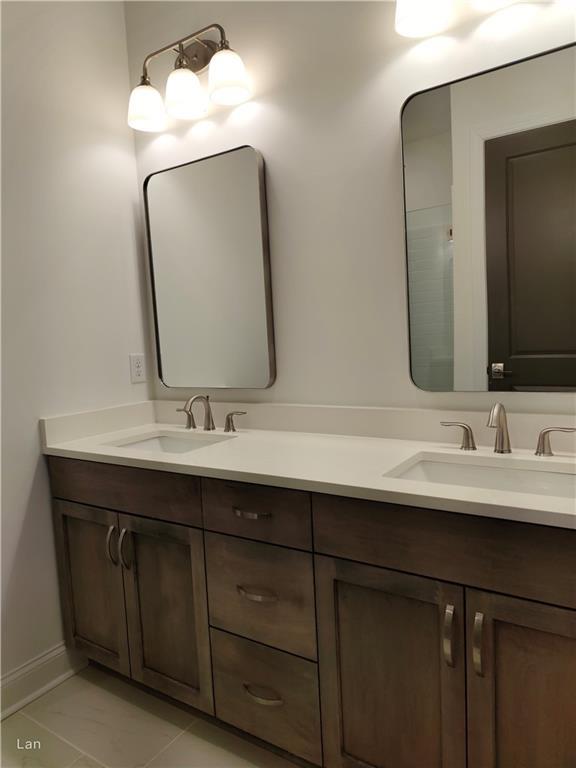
[394,0,456,37]
[128,24,251,132]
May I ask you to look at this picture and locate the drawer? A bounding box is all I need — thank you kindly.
[206,533,317,659]
[48,457,202,527]
[313,494,576,610]
[211,629,322,765]
[202,478,312,550]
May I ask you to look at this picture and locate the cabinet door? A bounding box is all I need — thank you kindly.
[119,514,214,714]
[467,589,576,768]
[316,556,466,768]
[53,501,130,675]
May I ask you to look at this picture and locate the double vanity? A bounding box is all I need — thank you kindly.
[42,402,576,768]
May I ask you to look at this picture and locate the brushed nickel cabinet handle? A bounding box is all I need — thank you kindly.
[233,507,272,521]
[243,683,284,707]
[105,525,118,566]
[473,611,485,676]
[118,528,131,570]
[442,604,455,667]
[237,585,278,603]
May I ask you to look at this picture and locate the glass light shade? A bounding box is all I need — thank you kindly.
[209,48,251,106]
[165,67,208,120]
[128,84,166,132]
[395,0,456,37]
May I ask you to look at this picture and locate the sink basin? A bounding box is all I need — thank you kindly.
[387,453,576,499]
[107,431,234,454]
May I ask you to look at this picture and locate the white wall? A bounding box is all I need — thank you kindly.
[125,1,575,414]
[1,1,149,695]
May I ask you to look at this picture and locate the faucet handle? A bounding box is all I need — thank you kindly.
[535,427,576,457]
[441,422,477,451]
[224,411,247,433]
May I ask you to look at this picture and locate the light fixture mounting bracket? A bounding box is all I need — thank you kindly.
[140,23,227,81]
[173,38,218,74]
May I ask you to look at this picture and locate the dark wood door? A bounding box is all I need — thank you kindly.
[119,514,214,714]
[316,556,466,768]
[467,589,576,768]
[485,119,576,390]
[52,501,130,675]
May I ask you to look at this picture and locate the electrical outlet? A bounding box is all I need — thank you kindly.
[129,353,147,383]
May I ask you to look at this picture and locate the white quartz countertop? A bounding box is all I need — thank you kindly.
[41,421,576,530]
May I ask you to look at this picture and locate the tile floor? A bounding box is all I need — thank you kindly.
[1,666,294,768]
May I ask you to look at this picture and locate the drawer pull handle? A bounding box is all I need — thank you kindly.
[105,525,118,566]
[243,683,284,707]
[237,585,278,603]
[118,528,131,570]
[473,611,484,677]
[233,507,272,521]
[442,604,455,667]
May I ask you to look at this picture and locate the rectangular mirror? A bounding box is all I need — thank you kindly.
[145,146,275,388]
[402,45,576,392]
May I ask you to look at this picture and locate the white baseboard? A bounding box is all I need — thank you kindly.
[1,642,87,719]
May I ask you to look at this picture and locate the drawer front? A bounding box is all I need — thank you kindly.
[48,457,202,527]
[313,494,576,610]
[211,629,322,765]
[206,533,317,660]
[202,478,312,550]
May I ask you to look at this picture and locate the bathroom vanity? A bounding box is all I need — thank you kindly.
[45,432,576,768]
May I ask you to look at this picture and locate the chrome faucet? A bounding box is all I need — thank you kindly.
[177,395,215,431]
[487,402,511,454]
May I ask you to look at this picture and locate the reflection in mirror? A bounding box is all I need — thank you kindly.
[402,45,576,392]
[145,146,275,388]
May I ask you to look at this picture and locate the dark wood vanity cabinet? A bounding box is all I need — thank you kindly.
[53,500,131,676]
[48,457,576,768]
[315,556,466,768]
[51,477,213,715]
[314,495,576,768]
[466,590,576,768]
[118,514,213,712]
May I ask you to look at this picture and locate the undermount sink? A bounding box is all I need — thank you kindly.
[386,452,576,499]
[107,431,235,454]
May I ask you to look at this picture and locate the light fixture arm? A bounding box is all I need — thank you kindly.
[140,23,228,83]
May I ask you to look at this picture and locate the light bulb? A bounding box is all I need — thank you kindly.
[127,83,166,132]
[165,67,208,120]
[209,48,251,106]
[395,0,456,37]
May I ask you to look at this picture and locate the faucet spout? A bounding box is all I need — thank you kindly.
[187,395,216,431]
[177,394,216,431]
[487,402,511,454]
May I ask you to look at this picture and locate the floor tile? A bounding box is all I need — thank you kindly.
[23,667,193,768]
[69,756,107,768]
[1,712,81,768]
[146,718,294,768]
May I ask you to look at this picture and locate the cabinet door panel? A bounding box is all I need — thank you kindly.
[467,589,576,768]
[316,556,466,768]
[53,501,130,675]
[120,515,213,713]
